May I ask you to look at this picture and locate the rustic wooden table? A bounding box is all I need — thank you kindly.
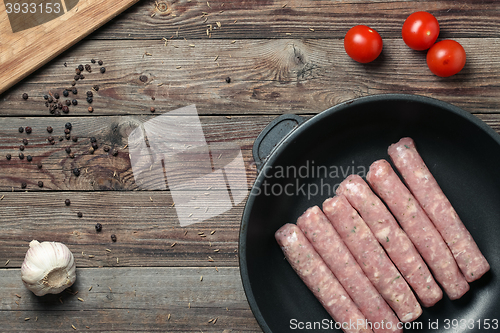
[1,0,500,331]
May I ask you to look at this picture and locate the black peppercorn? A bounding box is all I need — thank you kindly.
[65,134,71,140]
[65,199,71,206]
[22,138,28,145]
[19,145,25,151]
[25,127,32,134]
[27,155,32,162]
[76,68,81,75]
[53,92,60,99]
[65,122,72,130]
[71,81,76,86]
[62,105,69,113]
[80,75,85,80]
[63,90,69,97]
[48,96,53,103]
[150,107,155,113]
[225,76,231,83]
[69,152,75,159]
[77,212,83,218]
[44,95,49,100]
[64,128,71,134]
[21,182,27,189]
[18,127,24,133]
[78,64,84,71]
[38,181,43,187]
[65,100,71,106]
[91,59,96,64]
[74,75,80,81]
[72,88,77,94]
[37,163,42,169]
[57,102,63,109]
[73,168,80,176]
[112,149,118,156]
[22,93,28,100]
[72,99,78,106]
[59,136,64,141]
[139,75,148,83]
[6,154,11,160]
[65,147,71,154]
[98,60,103,66]
[86,91,93,97]
[103,146,110,152]
[47,126,53,133]
[88,106,94,113]
[92,142,98,149]
[95,223,102,232]
[55,110,61,116]
[45,101,49,107]
[93,85,99,91]
[90,137,97,143]
[19,153,24,160]
[85,64,91,72]
[87,97,93,104]
[72,136,78,142]
[111,234,117,242]
[100,67,106,73]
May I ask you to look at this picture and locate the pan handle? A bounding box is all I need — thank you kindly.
[252,114,306,172]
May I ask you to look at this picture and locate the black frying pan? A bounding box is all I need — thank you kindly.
[239,94,500,333]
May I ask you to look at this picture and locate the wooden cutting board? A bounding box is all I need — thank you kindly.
[0,0,140,95]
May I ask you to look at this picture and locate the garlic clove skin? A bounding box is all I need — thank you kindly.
[21,240,76,296]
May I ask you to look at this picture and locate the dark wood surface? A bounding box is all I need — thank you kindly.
[1,0,500,331]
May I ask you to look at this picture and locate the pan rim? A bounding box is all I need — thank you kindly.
[238,93,500,333]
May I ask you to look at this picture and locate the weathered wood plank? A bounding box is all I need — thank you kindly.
[0,191,244,268]
[95,0,500,40]
[0,266,260,332]
[2,38,500,115]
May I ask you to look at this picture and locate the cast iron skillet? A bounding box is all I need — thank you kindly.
[239,94,500,333]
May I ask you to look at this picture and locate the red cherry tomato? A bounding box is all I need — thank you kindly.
[426,40,466,77]
[344,25,383,63]
[402,12,440,51]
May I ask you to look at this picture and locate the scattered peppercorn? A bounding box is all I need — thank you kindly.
[103,146,110,152]
[6,154,11,160]
[74,75,80,81]
[95,223,102,232]
[25,127,32,134]
[65,100,71,106]
[225,76,231,83]
[63,90,69,97]
[22,138,28,145]
[98,60,103,66]
[65,199,71,206]
[37,163,42,169]
[27,155,32,162]
[111,234,117,242]
[69,152,75,159]
[53,92,60,99]
[19,145,25,151]
[55,110,61,116]
[19,153,24,160]
[150,107,155,113]
[151,96,155,101]
[18,127,24,133]
[73,168,80,176]
[57,102,63,110]
[91,59,96,64]
[62,105,69,113]
[38,181,43,187]
[100,67,106,73]
[86,91,93,97]
[88,106,94,113]
[65,122,72,130]
[47,126,53,133]
[21,182,27,189]
[80,75,85,80]
[44,95,49,100]
[90,137,97,143]
[22,93,28,100]
[72,136,78,142]
[71,81,76,86]
[59,136,64,141]
[64,128,71,134]
[65,147,71,154]
[77,212,83,218]
[92,142,98,149]
[72,99,78,105]
[87,97,93,104]
[139,75,148,83]
[76,68,81,75]
[78,64,84,71]
[92,85,99,91]
[48,96,53,103]
[72,88,77,94]
[45,102,49,107]
[85,64,91,72]
[112,149,118,156]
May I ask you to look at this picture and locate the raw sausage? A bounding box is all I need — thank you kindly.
[297,206,401,333]
[337,174,442,307]
[275,223,373,333]
[322,195,422,322]
[388,137,490,282]
[367,159,469,300]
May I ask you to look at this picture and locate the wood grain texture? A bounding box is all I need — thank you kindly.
[2,37,500,116]
[0,267,260,332]
[0,0,141,94]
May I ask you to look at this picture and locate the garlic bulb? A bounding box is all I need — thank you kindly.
[21,240,76,296]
